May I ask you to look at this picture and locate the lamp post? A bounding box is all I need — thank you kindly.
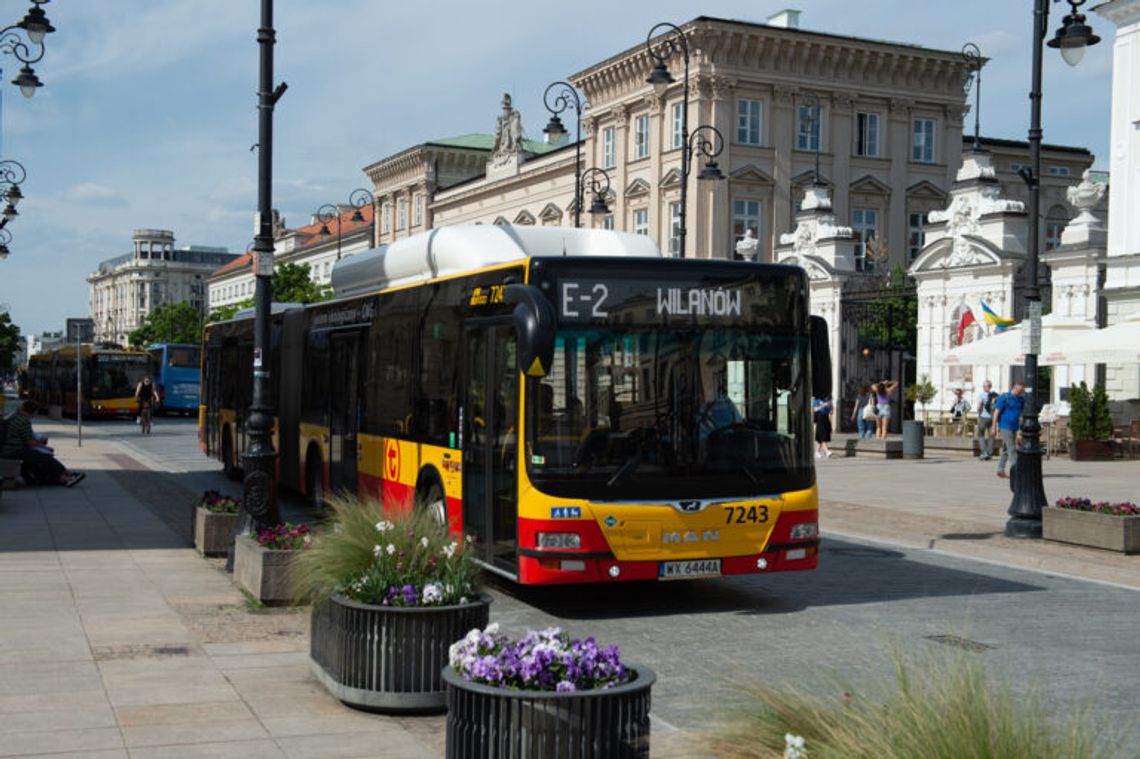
[0,1,55,97]
[542,81,584,227]
[581,167,613,218]
[798,92,823,186]
[243,0,288,533]
[645,22,690,254]
[317,188,374,261]
[1007,0,1099,539]
[962,43,983,152]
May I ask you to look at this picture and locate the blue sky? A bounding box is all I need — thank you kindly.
[0,0,1116,337]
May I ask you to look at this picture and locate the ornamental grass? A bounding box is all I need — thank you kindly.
[710,649,1118,759]
[289,492,479,608]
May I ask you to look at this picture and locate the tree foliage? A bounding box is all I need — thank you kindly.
[1069,382,1113,441]
[272,262,332,305]
[128,301,203,347]
[860,264,918,351]
[0,311,20,371]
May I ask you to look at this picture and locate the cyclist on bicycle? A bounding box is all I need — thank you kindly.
[135,375,160,428]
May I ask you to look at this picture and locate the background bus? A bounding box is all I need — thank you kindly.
[25,345,150,418]
[201,226,830,585]
[147,343,201,415]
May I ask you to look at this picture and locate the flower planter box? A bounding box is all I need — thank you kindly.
[1043,507,1140,554]
[442,662,655,758]
[1069,440,1115,461]
[310,593,490,714]
[233,533,299,604]
[193,506,239,557]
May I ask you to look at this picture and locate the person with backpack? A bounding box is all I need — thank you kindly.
[991,381,1025,479]
[975,380,997,461]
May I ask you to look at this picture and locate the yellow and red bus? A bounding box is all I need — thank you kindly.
[201,226,831,585]
[26,344,149,418]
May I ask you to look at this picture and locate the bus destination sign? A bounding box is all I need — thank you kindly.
[557,279,749,324]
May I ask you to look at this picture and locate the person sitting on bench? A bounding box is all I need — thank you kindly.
[0,401,85,487]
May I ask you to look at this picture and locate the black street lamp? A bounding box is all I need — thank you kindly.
[0,1,55,97]
[688,125,725,182]
[1007,0,1099,539]
[0,228,11,260]
[581,167,613,217]
[243,0,288,533]
[646,22,690,254]
[0,159,27,223]
[317,188,375,261]
[962,43,984,152]
[798,92,823,186]
[543,81,584,228]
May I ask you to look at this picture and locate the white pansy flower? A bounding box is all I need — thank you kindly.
[422,582,443,604]
[484,622,500,635]
[784,734,807,759]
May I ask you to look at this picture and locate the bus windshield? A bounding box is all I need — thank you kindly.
[166,346,201,369]
[90,356,149,400]
[527,327,813,501]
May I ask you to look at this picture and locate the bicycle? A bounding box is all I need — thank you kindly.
[138,400,153,435]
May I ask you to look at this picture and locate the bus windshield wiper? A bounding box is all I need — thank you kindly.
[606,448,643,488]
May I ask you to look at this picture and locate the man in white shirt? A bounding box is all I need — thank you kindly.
[974,380,997,461]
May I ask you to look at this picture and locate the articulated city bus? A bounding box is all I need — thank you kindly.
[147,343,201,415]
[201,226,830,585]
[25,344,150,418]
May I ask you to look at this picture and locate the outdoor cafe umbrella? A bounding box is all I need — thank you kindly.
[1049,311,1140,365]
[943,314,1096,367]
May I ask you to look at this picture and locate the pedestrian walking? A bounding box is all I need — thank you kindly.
[949,388,971,435]
[992,381,1025,479]
[873,380,898,439]
[852,384,875,439]
[975,380,998,460]
[813,395,834,458]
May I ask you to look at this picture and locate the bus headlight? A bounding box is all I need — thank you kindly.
[535,532,581,549]
[789,523,818,540]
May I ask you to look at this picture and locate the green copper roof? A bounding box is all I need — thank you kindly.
[426,132,561,155]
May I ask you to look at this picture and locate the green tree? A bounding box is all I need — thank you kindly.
[905,374,938,420]
[861,264,918,350]
[206,299,252,324]
[272,262,332,304]
[0,311,21,371]
[128,301,204,347]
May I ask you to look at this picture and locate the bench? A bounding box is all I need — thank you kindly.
[839,435,903,459]
[0,458,21,499]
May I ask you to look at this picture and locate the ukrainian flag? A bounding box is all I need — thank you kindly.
[980,301,1016,331]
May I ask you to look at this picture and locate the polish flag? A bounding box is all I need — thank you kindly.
[958,307,976,345]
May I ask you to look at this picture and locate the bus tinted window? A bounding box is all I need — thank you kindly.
[167,347,201,368]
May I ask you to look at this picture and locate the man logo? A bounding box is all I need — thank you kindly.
[677,500,702,512]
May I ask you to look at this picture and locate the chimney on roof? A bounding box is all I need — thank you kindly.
[766,9,801,29]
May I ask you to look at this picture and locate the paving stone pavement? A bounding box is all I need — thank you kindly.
[1,415,1136,757]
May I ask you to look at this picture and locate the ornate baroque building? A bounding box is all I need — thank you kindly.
[88,229,237,345]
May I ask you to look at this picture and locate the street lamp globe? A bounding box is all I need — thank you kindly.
[12,65,41,98]
[1047,2,1101,66]
[542,113,567,144]
[646,61,674,96]
[16,4,54,45]
[5,185,22,207]
[697,159,725,182]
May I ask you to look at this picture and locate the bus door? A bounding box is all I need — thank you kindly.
[461,321,519,576]
[329,330,362,495]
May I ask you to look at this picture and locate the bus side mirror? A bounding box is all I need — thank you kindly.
[505,284,556,378]
[810,315,831,398]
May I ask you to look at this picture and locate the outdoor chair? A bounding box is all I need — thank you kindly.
[1113,419,1140,459]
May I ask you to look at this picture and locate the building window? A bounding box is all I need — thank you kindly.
[1045,221,1065,251]
[668,202,682,255]
[671,102,685,149]
[912,118,935,163]
[1048,165,1071,177]
[908,212,927,262]
[381,203,391,233]
[397,198,407,230]
[633,208,648,235]
[634,114,649,160]
[602,126,616,168]
[733,199,762,252]
[413,194,424,226]
[736,99,762,145]
[602,214,614,230]
[796,104,821,152]
[1009,163,1029,175]
[856,112,879,157]
[852,207,879,272]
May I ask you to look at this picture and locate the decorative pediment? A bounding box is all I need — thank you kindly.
[908,235,1010,274]
[792,170,831,188]
[777,252,835,282]
[849,174,892,196]
[539,203,563,222]
[625,178,650,198]
[514,210,536,225]
[660,168,683,188]
[907,180,947,203]
[730,164,776,185]
[492,216,509,226]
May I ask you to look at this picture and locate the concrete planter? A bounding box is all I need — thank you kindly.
[193,506,239,557]
[1043,507,1140,554]
[233,533,299,604]
[311,593,491,713]
[443,663,655,758]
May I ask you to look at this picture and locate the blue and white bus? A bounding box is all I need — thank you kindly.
[147,343,201,415]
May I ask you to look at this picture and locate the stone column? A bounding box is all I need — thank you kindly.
[771,86,796,243]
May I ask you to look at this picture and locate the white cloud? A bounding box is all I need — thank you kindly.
[63,182,129,208]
